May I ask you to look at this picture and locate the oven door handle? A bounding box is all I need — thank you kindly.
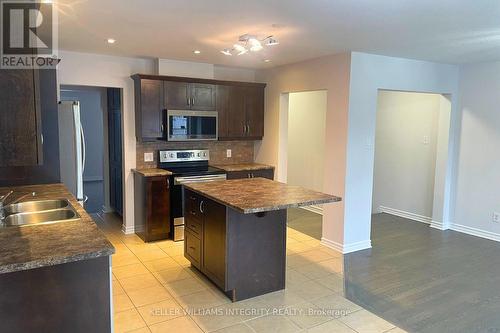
[174,174,227,185]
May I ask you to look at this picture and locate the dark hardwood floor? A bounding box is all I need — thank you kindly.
[345,213,500,333]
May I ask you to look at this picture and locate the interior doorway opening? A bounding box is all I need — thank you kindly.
[59,85,124,226]
[280,90,327,240]
[372,90,452,229]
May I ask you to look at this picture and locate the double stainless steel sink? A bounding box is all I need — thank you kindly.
[1,199,80,227]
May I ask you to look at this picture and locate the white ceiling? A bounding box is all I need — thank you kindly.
[56,0,500,68]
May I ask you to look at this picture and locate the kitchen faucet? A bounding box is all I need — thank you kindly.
[0,191,36,224]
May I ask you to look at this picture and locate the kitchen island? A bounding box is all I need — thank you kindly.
[183,178,341,301]
[0,184,115,333]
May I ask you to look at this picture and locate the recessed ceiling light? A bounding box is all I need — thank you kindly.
[264,59,271,63]
[107,38,116,44]
[193,50,201,54]
[221,49,232,56]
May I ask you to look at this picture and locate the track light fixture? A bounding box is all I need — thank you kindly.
[220,34,279,56]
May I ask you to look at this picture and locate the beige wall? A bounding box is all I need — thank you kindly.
[287,91,327,194]
[255,53,351,248]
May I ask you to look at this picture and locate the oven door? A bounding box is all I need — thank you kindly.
[167,110,218,141]
[170,173,226,241]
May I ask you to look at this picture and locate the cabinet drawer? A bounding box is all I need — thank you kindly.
[184,230,201,268]
[185,191,202,223]
[227,169,274,180]
[186,216,202,237]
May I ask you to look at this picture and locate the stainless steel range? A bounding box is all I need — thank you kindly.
[159,149,226,241]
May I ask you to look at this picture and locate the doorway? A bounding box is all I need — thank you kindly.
[282,90,327,240]
[372,90,451,227]
[59,85,123,217]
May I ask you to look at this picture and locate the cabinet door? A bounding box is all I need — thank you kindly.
[146,176,170,241]
[140,79,163,140]
[226,86,246,138]
[251,168,274,180]
[244,86,265,139]
[0,69,41,167]
[164,81,190,110]
[202,198,226,288]
[216,85,229,138]
[191,83,216,111]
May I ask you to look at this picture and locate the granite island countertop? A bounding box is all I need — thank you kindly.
[132,168,172,177]
[0,183,115,274]
[183,178,341,214]
[210,163,274,172]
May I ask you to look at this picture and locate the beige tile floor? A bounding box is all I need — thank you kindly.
[96,213,406,333]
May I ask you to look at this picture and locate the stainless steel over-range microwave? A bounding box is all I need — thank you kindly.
[167,110,218,141]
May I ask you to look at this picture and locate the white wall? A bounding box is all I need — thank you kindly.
[346,52,460,249]
[287,91,327,195]
[373,91,442,219]
[452,61,500,240]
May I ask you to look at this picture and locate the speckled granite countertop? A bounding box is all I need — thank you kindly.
[184,178,341,214]
[0,184,115,274]
[132,168,172,177]
[211,163,274,172]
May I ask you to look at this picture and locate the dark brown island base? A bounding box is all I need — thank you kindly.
[182,178,341,302]
[0,184,115,333]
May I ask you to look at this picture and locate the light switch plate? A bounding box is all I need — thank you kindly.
[144,152,154,162]
[226,149,232,158]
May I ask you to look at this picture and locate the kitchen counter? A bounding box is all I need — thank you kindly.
[182,178,341,302]
[183,177,341,214]
[211,163,274,172]
[132,168,172,177]
[0,183,115,274]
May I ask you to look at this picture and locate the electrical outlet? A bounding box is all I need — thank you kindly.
[144,152,154,162]
[493,212,500,223]
[226,149,232,158]
[423,135,430,145]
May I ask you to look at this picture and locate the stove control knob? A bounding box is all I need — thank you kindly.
[169,153,175,158]
[203,152,207,157]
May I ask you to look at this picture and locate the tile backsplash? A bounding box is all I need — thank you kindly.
[136,140,255,169]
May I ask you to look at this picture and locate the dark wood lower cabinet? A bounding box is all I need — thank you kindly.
[184,189,286,301]
[0,256,111,333]
[134,174,170,242]
[226,168,274,180]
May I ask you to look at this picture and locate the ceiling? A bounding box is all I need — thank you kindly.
[56,0,500,69]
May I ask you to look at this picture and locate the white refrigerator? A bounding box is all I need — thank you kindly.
[58,101,87,206]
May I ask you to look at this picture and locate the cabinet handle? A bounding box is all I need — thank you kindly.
[199,200,204,213]
[161,124,164,132]
[190,210,196,215]
[247,124,250,134]
[192,97,195,105]
[187,97,190,106]
[189,246,195,251]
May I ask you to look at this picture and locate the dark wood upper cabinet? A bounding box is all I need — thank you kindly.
[0,69,41,167]
[244,86,265,139]
[190,83,216,110]
[0,69,60,186]
[131,74,265,141]
[217,85,265,140]
[134,78,164,141]
[164,81,216,111]
[164,81,190,110]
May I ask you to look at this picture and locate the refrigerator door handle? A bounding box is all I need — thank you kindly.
[80,123,86,174]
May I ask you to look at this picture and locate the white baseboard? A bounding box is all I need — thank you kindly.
[320,238,372,254]
[450,223,500,242]
[300,205,323,215]
[379,206,432,225]
[121,224,135,235]
[430,220,448,230]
